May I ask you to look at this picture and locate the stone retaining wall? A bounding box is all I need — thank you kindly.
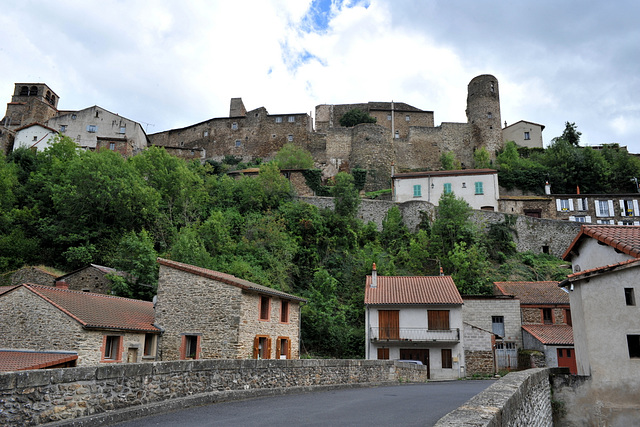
[435,368,554,426]
[0,359,427,426]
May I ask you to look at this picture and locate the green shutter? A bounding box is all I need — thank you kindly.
[413,184,422,197]
[475,181,483,194]
[444,183,452,194]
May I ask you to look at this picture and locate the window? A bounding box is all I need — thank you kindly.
[428,310,450,330]
[487,112,492,119]
[378,310,400,339]
[275,117,283,123]
[621,200,638,217]
[203,130,209,137]
[628,335,640,358]
[280,300,289,323]
[394,131,399,139]
[288,135,293,142]
[492,316,504,337]
[276,337,290,359]
[443,183,452,194]
[19,86,28,96]
[72,114,77,120]
[33,136,37,141]
[180,335,200,360]
[625,288,636,306]
[119,126,126,134]
[441,349,452,369]
[235,140,241,147]
[565,309,572,326]
[474,181,484,195]
[95,111,99,118]
[387,114,391,121]
[595,200,613,217]
[377,348,389,359]
[413,185,422,198]
[232,122,238,130]
[259,295,270,320]
[109,142,115,151]
[288,116,295,123]
[542,308,553,324]
[87,125,97,133]
[253,335,271,359]
[577,197,588,211]
[556,199,574,212]
[29,86,38,96]
[143,334,156,357]
[60,125,67,132]
[524,131,530,140]
[102,335,122,361]
[405,115,410,121]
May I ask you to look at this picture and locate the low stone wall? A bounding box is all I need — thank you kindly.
[0,359,427,426]
[435,368,554,426]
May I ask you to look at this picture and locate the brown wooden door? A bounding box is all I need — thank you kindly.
[557,348,577,374]
[400,348,430,379]
[379,310,399,339]
[377,348,389,360]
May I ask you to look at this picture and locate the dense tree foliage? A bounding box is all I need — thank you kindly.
[339,109,377,127]
[0,137,571,358]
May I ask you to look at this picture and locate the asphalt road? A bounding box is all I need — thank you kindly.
[113,380,494,427]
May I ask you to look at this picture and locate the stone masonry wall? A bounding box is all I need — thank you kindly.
[5,266,57,286]
[435,368,553,427]
[60,268,113,295]
[0,359,428,426]
[462,297,522,349]
[463,323,495,375]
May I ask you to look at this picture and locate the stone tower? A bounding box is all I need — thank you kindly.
[2,83,59,129]
[465,75,503,156]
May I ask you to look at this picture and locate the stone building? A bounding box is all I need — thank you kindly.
[54,264,126,295]
[0,283,160,367]
[3,266,58,287]
[11,123,59,151]
[155,258,306,360]
[462,295,522,374]
[503,120,545,149]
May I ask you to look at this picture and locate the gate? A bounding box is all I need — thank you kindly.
[495,342,518,370]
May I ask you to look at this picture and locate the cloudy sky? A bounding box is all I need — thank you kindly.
[1,0,638,151]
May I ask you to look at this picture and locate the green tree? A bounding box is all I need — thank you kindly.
[332,172,361,218]
[430,192,476,259]
[274,143,314,169]
[448,241,492,294]
[473,147,492,169]
[440,151,461,170]
[339,108,377,127]
[380,206,409,255]
[108,229,158,300]
[556,121,582,146]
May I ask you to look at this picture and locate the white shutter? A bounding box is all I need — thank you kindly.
[568,199,574,211]
[634,221,640,226]
[618,221,624,225]
[634,200,639,216]
[608,200,615,217]
[586,216,592,223]
[597,220,603,224]
[620,200,626,216]
[595,201,602,217]
[556,199,562,211]
[569,216,576,221]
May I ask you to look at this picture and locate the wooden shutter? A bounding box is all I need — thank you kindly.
[253,336,260,359]
[287,339,292,359]
[275,338,282,358]
[428,310,449,330]
[379,310,399,339]
[377,348,389,360]
[266,337,272,359]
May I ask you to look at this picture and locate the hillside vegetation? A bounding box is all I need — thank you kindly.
[1,136,568,357]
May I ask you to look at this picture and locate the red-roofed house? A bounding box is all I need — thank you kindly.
[155,258,306,360]
[0,284,160,367]
[364,266,465,379]
[563,225,640,274]
[494,281,575,373]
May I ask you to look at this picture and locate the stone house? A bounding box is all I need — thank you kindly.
[462,295,522,374]
[494,281,575,373]
[0,283,160,367]
[392,168,499,211]
[364,265,465,380]
[502,120,545,149]
[553,193,640,225]
[54,263,125,295]
[155,258,306,360]
[2,265,58,287]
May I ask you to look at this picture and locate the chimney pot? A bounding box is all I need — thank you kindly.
[371,263,377,288]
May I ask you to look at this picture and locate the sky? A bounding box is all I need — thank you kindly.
[1,0,638,151]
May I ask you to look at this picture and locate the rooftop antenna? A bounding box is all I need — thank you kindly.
[139,121,155,133]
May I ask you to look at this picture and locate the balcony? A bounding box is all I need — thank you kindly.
[369,327,460,343]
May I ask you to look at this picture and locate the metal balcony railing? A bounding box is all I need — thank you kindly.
[369,327,460,342]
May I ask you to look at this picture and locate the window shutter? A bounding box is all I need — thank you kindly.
[586,216,592,223]
[266,338,272,359]
[568,199,574,211]
[569,216,575,221]
[618,221,624,225]
[620,200,626,216]
[595,201,602,217]
[275,338,282,358]
[634,221,640,226]
[195,336,201,360]
[634,200,639,216]
[597,220,602,224]
[583,198,588,210]
[608,200,615,217]
[556,199,562,211]
[288,339,292,359]
[253,336,259,359]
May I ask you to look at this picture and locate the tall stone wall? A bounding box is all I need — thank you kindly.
[463,323,495,375]
[0,359,428,426]
[435,368,553,427]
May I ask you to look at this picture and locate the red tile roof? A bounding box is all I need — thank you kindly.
[0,350,78,372]
[562,225,640,260]
[157,258,306,302]
[0,286,18,296]
[364,275,463,305]
[494,281,568,305]
[522,324,574,345]
[2,284,160,332]
[566,258,640,282]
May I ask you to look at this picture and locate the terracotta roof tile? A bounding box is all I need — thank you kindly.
[563,225,640,260]
[522,324,574,345]
[4,284,160,332]
[0,350,78,372]
[494,281,568,304]
[0,286,18,296]
[364,275,463,305]
[566,258,640,281]
[157,258,306,302]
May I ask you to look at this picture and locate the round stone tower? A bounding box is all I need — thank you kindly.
[466,75,503,156]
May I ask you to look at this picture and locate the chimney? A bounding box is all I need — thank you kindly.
[576,185,580,195]
[371,263,377,288]
[545,181,551,195]
[439,267,444,276]
[55,280,68,289]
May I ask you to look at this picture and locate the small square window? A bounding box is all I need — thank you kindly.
[32,136,37,141]
[203,130,209,137]
[235,140,241,147]
[119,126,126,134]
[405,115,410,121]
[288,135,293,142]
[60,125,67,132]
[487,112,492,119]
[542,308,553,324]
[71,114,77,120]
[232,122,238,130]
[109,142,115,151]
[275,117,283,123]
[628,335,640,358]
[625,288,636,306]
[288,116,295,123]
[524,131,530,140]
[104,336,121,360]
[387,114,391,121]
[87,125,97,133]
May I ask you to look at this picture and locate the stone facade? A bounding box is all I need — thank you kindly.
[462,322,495,375]
[54,264,122,295]
[3,266,57,287]
[155,260,303,361]
[0,359,428,426]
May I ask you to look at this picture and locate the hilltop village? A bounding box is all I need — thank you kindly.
[1,76,640,425]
